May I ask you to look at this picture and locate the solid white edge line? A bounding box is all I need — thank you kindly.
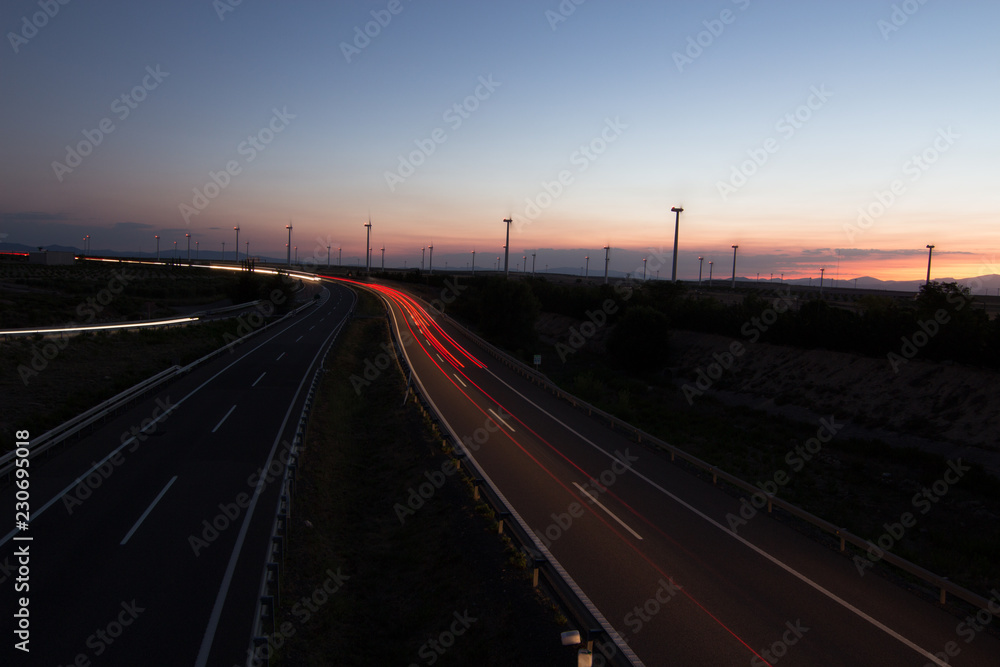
[276,352,285,361]
[252,372,266,387]
[212,404,237,433]
[194,285,354,667]
[453,373,467,388]
[294,335,303,342]
[470,334,950,667]
[487,408,515,432]
[380,296,644,667]
[120,476,177,545]
[573,482,642,540]
[0,291,327,549]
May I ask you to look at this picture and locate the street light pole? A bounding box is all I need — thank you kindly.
[643,257,647,280]
[471,250,476,276]
[670,206,683,282]
[603,245,610,285]
[428,244,433,274]
[186,233,191,263]
[381,245,385,271]
[698,256,704,286]
[731,245,738,289]
[327,245,331,267]
[708,260,713,287]
[925,245,935,286]
[285,224,293,266]
[234,225,240,262]
[364,218,372,275]
[585,256,589,278]
[532,252,536,276]
[503,218,512,277]
[155,235,160,260]
[820,267,825,296]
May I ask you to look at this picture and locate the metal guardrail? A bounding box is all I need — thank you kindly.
[245,288,355,667]
[367,285,642,667]
[0,365,182,481]
[0,294,319,483]
[428,306,1000,621]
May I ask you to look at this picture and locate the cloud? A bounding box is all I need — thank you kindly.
[1,211,70,223]
[112,221,154,230]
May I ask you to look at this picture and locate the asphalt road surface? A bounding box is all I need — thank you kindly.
[360,278,1000,667]
[1,283,355,666]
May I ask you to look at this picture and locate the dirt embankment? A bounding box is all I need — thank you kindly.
[669,329,1000,474]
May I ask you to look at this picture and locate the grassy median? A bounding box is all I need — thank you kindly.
[275,289,568,666]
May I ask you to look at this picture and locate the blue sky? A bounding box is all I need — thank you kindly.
[2,0,998,281]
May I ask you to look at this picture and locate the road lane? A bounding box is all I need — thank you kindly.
[364,279,1000,666]
[0,283,355,666]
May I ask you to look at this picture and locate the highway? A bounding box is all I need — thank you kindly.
[0,282,355,666]
[358,278,1000,666]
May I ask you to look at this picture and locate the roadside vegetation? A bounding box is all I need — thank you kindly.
[389,272,1000,601]
[276,289,568,666]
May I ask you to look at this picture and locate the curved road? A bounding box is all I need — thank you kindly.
[356,278,1000,667]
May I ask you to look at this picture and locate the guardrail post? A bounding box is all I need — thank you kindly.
[712,468,717,484]
[498,511,510,535]
[837,530,846,552]
[261,595,275,637]
[940,579,948,604]
[267,563,280,606]
[473,478,483,501]
[252,636,269,667]
[532,558,545,587]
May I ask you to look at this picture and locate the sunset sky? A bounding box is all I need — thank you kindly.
[2,1,998,283]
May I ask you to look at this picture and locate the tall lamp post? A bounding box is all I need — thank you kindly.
[327,245,331,267]
[185,233,191,263]
[708,260,713,287]
[155,235,160,260]
[925,245,935,286]
[531,252,536,276]
[285,224,293,266]
[364,218,372,275]
[670,206,683,282]
[585,255,589,278]
[731,245,738,289]
[195,240,199,259]
[471,250,476,276]
[603,245,610,285]
[503,218,512,277]
[642,257,647,280]
[381,245,385,271]
[233,225,240,261]
[428,244,434,274]
[698,256,704,286]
